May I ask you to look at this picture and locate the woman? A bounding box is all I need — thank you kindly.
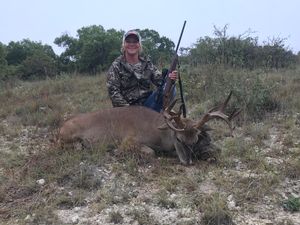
[106,29,177,112]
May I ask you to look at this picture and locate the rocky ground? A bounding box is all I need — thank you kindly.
[0,112,299,225]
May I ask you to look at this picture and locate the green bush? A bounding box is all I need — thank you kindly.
[184,65,279,122]
[283,197,300,212]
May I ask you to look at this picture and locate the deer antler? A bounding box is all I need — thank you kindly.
[194,91,241,134]
[163,98,186,131]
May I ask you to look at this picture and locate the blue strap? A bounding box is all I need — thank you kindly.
[144,86,176,112]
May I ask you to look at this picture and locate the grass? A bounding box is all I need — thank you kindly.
[108,210,124,224]
[284,157,300,179]
[283,196,300,212]
[199,193,235,225]
[156,190,178,209]
[55,191,87,209]
[0,66,300,224]
[129,208,156,225]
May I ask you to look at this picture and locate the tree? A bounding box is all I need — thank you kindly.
[105,28,124,66]
[0,42,7,66]
[55,25,123,74]
[76,25,121,73]
[139,29,175,66]
[6,39,56,65]
[6,41,28,65]
[21,50,57,79]
[54,34,79,72]
[261,37,297,69]
[5,39,58,79]
[187,25,297,70]
[0,42,8,80]
[54,26,175,74]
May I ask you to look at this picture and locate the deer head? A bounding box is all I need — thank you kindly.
[162,91,241,165]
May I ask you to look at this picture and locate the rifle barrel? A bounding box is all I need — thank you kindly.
[163,20,187,110]
[175,20,186,53]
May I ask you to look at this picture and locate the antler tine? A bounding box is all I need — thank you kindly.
[165,98,179,112]
[165,119,185,132]
[173,104,186,129]
[163,98,186,131]
[163,98,180,120]
[163,108,186,132]
[163,110,178,121]
[208,111,233,134]
[219,91,232,112]
[179,103,185,115]
[194,91,237,135]
[228,108,242,121]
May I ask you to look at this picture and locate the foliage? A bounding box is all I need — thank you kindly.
[6,39,56,65]
[1,24,298,81]
[200,193,235,225]
[1,39,58,80]
[139,29,175,66]
[184,65,279,121]
[54,26,175,74]
[54,33,78,73]
[0,42,8,80]
[0,42,7,66]
[188,25,297,70]
[55,25,124,74]
[283,197,300,212]
[21,50,57,79]
[108,211,124,224]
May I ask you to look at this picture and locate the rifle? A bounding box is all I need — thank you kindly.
[163,20,187,117]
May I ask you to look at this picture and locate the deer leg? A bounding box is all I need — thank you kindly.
[140,145,155,156]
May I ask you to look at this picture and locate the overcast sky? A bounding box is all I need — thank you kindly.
[1,0,300,54]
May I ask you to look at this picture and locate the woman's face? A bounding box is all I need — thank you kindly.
[124,36,140,56]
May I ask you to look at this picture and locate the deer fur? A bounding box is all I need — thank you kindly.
[59,92,239,165]
[59,106,200,165]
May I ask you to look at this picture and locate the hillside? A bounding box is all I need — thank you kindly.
[0,67,300,225]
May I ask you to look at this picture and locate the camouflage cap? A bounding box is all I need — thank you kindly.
[123,30,141,42]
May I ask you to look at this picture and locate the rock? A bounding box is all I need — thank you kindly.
[71,215,79,224]
[227,195,236,210]
[36,178,45,185]
[24,214,33,222]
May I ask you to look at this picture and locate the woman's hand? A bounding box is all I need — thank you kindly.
[168,70,177,80]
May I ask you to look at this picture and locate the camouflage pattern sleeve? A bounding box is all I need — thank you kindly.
[106,62,130,107]
[147,60,164,87]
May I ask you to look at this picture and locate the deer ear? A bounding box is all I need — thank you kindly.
[157,122,169,130]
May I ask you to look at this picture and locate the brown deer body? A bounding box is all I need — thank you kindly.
[59,92,240,165]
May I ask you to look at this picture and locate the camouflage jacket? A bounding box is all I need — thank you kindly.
[106,55,164,107]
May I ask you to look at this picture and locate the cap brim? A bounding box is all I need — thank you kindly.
[125,33,139,40]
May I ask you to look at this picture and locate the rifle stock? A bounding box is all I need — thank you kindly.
[162,21,186,114]
[163,54,178,108]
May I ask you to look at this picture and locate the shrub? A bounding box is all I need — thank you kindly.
[283,197,300,212]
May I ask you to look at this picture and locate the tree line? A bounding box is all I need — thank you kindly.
[0,25,299,81]
[186,25,298,70]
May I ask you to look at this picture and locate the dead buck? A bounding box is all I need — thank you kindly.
[59,92,240,165]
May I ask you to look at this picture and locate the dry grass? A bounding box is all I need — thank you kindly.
[0,66,300,224]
